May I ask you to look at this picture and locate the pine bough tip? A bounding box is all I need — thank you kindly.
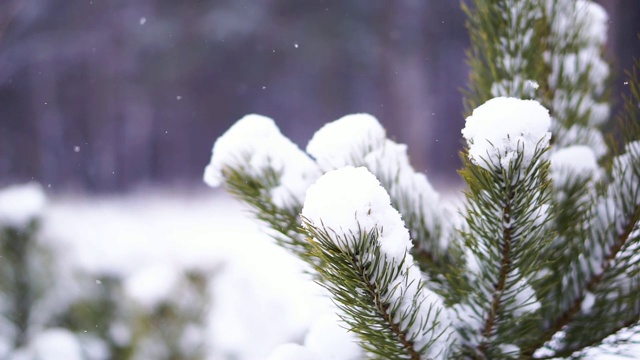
[462,97,551,172]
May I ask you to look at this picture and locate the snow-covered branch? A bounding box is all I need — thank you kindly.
[203,114,320,256]
[302,167,455,359]
[456,97,552,358]
[307,114,452,284]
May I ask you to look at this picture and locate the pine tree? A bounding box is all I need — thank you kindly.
[204,0,640,358]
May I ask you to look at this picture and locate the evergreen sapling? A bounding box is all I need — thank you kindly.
[204,0,640,358]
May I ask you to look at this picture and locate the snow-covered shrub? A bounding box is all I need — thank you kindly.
[205,0,640,359]
[0,183,59,353]
[125,266,212,360]
[0,183,215,359]
[54,265,213,360]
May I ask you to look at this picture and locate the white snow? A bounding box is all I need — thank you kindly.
[525,80,540,90]
[266,344,319,360]
[452,302,483,337]
[304,312,362,360]
[490,76,539,98]
[302,166,411,260]
[461,97,551,171]
[266,311,363,360]
[306,114,447,257]
[554,124,609,159]
[576,0,608,45]
[0,182,47,229]
[499,344,520,357]
[306,113,386,172]
[208,251,326,360]
[556,48,609,96]
[123,263,181,309]
[549,0,607,47]
[549,0,595,42]
[581,291,596,313]
[11,328,84,360]
[109,322,131,347]
[511,279,541,316]
[203,114,320,208]
[611,141,640,207]
[627,141,640,159]
[587,102,610,127]
[365,141,442,234]
[550,145,599,180]
[464,248,482,275]
[613,142,639,181]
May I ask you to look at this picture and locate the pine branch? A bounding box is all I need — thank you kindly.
[463,0,547,112]
[308,116,452,281]
[223,165,310,256]
[527,56,640,358]
[301,167,455,359]
[363,140,456,289]
[203,115,323,269]
[308,224,420,359]
[479,194,514,351]
[545,319,640,360]
[555,115,640,357]
[523,166,599,356]
[457,144,552,358]
[546,0,611,158]
[530,202,639,355]
[527,172,640,358]
[303,221,450,359]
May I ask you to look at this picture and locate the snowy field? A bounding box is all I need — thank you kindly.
[36,188,638,360]
[42,189,330,360]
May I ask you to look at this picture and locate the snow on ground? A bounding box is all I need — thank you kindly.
[42,188,328,360]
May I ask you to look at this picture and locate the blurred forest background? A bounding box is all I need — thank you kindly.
[1,0,639,193]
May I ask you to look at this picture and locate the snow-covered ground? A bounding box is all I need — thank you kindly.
[42,189,328,360]
[34,188,639,360]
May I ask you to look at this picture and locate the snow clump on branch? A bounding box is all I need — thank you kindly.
[576,0,608,46]
[302,166,411,259]
[306,112,448,257]
[203,114,320,208]
[365,140,446,250]
[461,97,551,171]
[549,145,599,181]
[306,114,385,172]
